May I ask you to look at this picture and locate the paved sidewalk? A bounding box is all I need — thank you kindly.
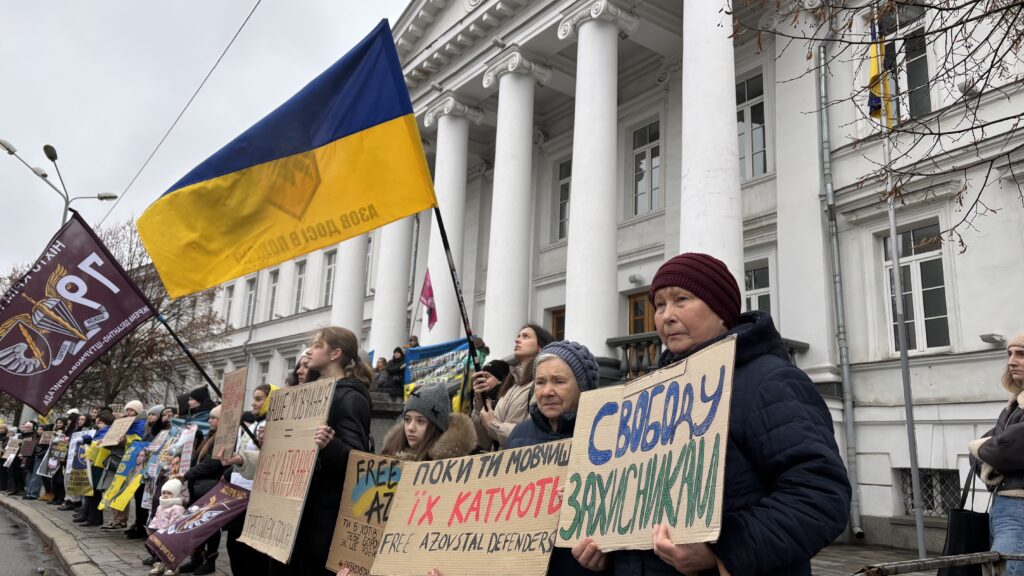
[0,492,934,576]
[0,493,230,576]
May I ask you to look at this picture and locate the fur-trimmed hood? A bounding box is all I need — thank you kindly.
[384,412,476,461]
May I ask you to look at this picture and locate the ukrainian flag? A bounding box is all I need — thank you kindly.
[138,19,436,298]
[867,17,893,128]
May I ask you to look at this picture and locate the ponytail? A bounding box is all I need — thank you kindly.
[317,326,372,387]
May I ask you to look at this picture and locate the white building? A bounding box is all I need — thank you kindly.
[194,0,1024,551]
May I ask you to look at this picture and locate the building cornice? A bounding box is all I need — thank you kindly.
[482,46,552,88]
[557,0,640,41]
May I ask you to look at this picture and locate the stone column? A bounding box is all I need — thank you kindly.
[679,0,744,281]
[368,218,414,359]
[419,93,483,345]
[329,234,368,333]
[558,1,638,356]
[481,48,551,358]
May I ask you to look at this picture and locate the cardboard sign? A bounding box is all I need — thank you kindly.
[326,452,403,574]
[109,404,125,417]
[556,337,735,551]
[19,438,37,457]
[371,440,571,576]
[239,378,336,564]
[2,438,21,459]
[147,482,250,570]
[212,368,248,459]
[101,416,136,447]
[39,430,55,445]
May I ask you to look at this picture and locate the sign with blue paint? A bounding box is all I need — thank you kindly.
[326,451,403,574]
[556,336,736,551]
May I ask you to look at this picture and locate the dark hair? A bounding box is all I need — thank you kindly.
[316,326,373,386]
[255,384,272,397]
[381,415,440,462]
[497,324,556,398]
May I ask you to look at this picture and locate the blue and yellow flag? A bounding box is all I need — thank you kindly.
[138,20,436,298]
[867,18,893,128]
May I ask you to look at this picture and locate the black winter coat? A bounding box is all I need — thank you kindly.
[183,438,225,501]
[613,311,850,576]
[279,377,372,576]
[508,406,608,576]
[973,386,1024,493]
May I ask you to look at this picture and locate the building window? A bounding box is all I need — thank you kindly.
[364,234,375,297]
[550,307,566,341]
[744,262,771,314]
[285,357,296,382]
[627,293,656,335]
[258,361,270,387]
[267,270,280,319]
[293,260,306,314]
[878,5,931,119]
[223,285,235,327]
[736,73,767,179]
[883,222,949,352]
[322,250,337,307]
[631,121,662,216]
[214,368,225,384]
[556,159,571,240]
[243,278,257,327]
[897,468,959,517]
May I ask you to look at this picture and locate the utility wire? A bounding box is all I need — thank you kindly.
[99,0,263,226]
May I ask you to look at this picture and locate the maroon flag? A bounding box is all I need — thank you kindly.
[147,482,250,570]
[419,269,437,330]
[0,212,153,412]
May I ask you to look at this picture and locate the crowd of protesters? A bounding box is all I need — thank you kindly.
[0,253,859,575]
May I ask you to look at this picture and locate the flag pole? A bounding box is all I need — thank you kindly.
[154,313,261,448]
[874,15,926,559]
[430,206,481,373]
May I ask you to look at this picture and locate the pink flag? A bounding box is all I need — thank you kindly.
[420,270,437,330]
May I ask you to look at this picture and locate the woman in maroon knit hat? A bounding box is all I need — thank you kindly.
[572,252,851,576]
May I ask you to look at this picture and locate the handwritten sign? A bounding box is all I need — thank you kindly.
[101,416,136,447]
[239,377,336,564]
[19,438,37,457]
[213,368,248,459]
[109,404,125,417]
[2,438,21,459]
[556,337,735,551]
[371,440,571,576]
[39,431,55,445]
[326,452,403,574]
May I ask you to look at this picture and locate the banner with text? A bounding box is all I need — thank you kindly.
[239,377,336,564]
[403,338,470,412]
[213,368,247,459]
[0,213,154,413]
[556,337,735,551]
[371,440,571,576]
[326,452,403,574]
[148,481,250,570]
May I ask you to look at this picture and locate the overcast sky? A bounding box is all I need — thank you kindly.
[0,0,408,272]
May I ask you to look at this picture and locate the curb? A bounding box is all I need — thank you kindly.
[0,494,103,576]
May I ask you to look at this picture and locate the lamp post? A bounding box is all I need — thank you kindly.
[0,139,117,422]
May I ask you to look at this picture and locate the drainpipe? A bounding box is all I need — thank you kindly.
[818,42,865,539]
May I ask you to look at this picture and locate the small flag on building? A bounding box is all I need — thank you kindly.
[420,270,437,331]
[0,213,154,413]
[867,17,893,128]
[137,19,437,298]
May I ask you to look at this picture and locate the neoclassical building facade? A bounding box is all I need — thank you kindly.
[194,0,1024,550]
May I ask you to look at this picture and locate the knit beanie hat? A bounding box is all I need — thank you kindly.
[124,400,144,416]
[404,384,451,432]
[96,411,115,426]
[1008,333,1024,350]
[649,252,742,329]
[147,404,165,417]
[161,478,183,499]
[481,359,511,384]
[189,386,211,404]
[540,341,600,392]
[66,408,80,416]
[210,405,221,419]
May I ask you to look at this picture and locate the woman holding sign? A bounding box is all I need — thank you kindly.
[273,326,372,576]
[572,253,850,576]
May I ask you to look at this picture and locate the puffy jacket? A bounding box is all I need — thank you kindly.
[613,311,850,576]
[970,372,1024,496]
[382,412,477,461]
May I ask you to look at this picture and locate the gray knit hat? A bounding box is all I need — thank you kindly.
[147,404,165,417]
[540,341,600,392]
[404,384,451,432]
